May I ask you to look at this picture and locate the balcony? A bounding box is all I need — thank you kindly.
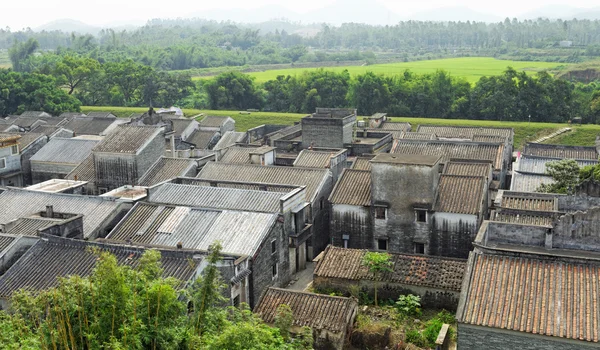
[289,224,312,248]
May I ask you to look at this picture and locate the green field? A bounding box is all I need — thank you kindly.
[81,106,600,149]
[0,51,10,68]
[193,58,569,84]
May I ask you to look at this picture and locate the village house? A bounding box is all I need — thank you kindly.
[0,234,39,275]
[90,125,165,193]
[29,125,73,139]
[30,137,101,183]
[218,145,276,165]
[197,115,235,134]
[294,149,348,182]
[213,131,248,151]
[62,114,128,136]
[105,202,289,306]
[0,133,24,186]
[146,181,310,273]
[254,287,359,350]
[181,129,220,150]
[314,245,466,310]
[137,157,198,187]
[11,132,49,185]
[196,162,334,259]
[0,235,215,310]
[0,187,128,239]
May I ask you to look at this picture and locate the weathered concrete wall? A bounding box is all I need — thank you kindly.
[21,136,48,185]
[302,115,356,149]
[557,195,600,212]
[429,218,479,258]
[0,235,39,275]
[554,207,600,252]
[331,204,372,249]
[457,324,599,350]
[250,221,290,308]
[310,174,334,258]
[30,162,76,183]
[481,221,548,247]
[95,154,138,191]
[39,216,84,239]
[136,133,165,181]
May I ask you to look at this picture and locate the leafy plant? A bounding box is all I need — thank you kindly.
[405,328,428,348]
[395,294,422,317]
[362,252,393,306]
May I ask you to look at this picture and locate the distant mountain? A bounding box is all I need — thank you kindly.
[518,5,600,20]
[405,6,503,23]
[34,19,101,35]
[302,0,401,25]
[192,4,293,24]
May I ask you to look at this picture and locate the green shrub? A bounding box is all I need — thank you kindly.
[436,310,455,324]
[405,329,428,348]
[395,294,422,317]
[423,318,444,346]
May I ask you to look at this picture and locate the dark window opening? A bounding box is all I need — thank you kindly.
[377,239,388,251]
[414,242,425,254]
[415,210,427,223]
[272,263,278,278]
[271,240,277,254]
[319,197,324,210]
[375,207,387,219]
[233,295,240,307]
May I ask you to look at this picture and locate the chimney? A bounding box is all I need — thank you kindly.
[46,205,54,218]
[170,134,176,158]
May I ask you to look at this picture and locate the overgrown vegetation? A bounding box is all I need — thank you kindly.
[0,243,312,350]
[538,159,582,194]
[361,252,393,307]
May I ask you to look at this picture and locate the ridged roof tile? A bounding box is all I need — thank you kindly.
[329,169,371,206]
[392,140,504,169]
[434,175,485,215]
[138,157,196,187]
[30,138,99,164]
[523,143,598,160]
[94,125,162,154]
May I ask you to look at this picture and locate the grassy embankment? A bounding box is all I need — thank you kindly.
[192,57,569,84]
[82,106,600,149]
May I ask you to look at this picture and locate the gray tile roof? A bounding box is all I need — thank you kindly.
[379,122,411,132]
[148,183,285,212]
[19,111,52,118]
[213,131,247,150]
[185,130,219,149]
[523,143,598,160]
[170,119,195,137]
[329,169,371,206]
[15,132,46,150]
[416,125,513,139]
[62,117,117,136]
[5,217,64,236]
[351,157,372,170]
[434,175,485,215]
[198,115,232,128]
[58,112,86,118]
[197,162,330,202]
[499,192,557,211]
[0,235,201,298]
[220,146,275,164]
[86,112,116,119]
[138,157,197,187]
[471,134,508,143]
[398,132,437,140]
[66,154,95,182]
[0,189,124,238]
[107,202,277,256]
[30,138,100,164]
[516,155,598,174]
[254,287,358,333]
[391,140,504,170]
[293,150,337,168]
[29,125,65,137]
[94,125,162,154]
[443,161,492,178]
[0,234,17,253]
[510,173,554,192]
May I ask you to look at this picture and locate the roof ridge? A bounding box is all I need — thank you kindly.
[266,287,356,301]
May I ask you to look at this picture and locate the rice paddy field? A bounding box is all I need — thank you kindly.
[81,106,599,150]
[193,57,569,84]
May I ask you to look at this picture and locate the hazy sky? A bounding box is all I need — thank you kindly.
[3,0,600,29]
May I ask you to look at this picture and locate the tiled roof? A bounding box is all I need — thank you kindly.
[391,140,504,170]
[0,189,123,238]
[220,146,274,164]
[458,253,600,342]
[19,111,52,118]
[62,117,117,135]
[491,211,554,227]
[516,155,598,175]
[58,112,86,118]
[293,150,336,168]
[29,125,64,137]
[30,138,100,164]
[12,116,66,128]
[417,125,513,139]
[365,128,403,139]
[443,161,492,178]
[352,157,372,170]
[148,183,285,213]
[399,132,436,140]
[523,143,598,160]
[94,125,162,154]
[499,192,556,212]
[0,133,21,143]
[434,175,485,215]
[5,217,64,236]
[197,162,330,202]
[315,246,466,292]
[138,157,197,187]
[213,131,247,150]
[329,169,371,206]
[268,124,301,142]
[379,122,411,132]
[0,234,17,253]
[170,119,195,136]
[0,236,200,298]
[254,287,358,333]
[66,154,95,182]
[185,130,218,149]
[107,202,277,256]
[198,116,231,128]
[471,134,508,143]
[176,178,300,193]
[86,112,116,119]
[9,132,45,149]
[510,173,554,192]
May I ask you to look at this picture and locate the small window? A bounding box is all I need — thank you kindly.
[375,207,387,220]
[233,295,240,308]
[342,234,349,249]
[377,239,388,251]
[272,263,278,278]
[414,242,425,255]
[271,240,277,254]
[415,210,427,223]
[0,158,5,169]
[10,145,18,155]
[319,197,324,210]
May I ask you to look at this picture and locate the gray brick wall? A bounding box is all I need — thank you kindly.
[21,136,48,185]
[136,133,165,180]
[331,204,372,249]
[458,324,599,350]
[31,162,76,183]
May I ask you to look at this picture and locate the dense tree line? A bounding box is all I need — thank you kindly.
[0,243,313,349]
[4,18,600,70]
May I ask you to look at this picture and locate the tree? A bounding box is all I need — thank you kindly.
[274,304,294,341]
[537,159,581,194]
[205,71,262,110]
[361,252,393,306]
[54,55,100,94]
[8,38,39,72]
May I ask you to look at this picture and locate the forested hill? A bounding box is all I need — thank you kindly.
[2,18,600,70]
